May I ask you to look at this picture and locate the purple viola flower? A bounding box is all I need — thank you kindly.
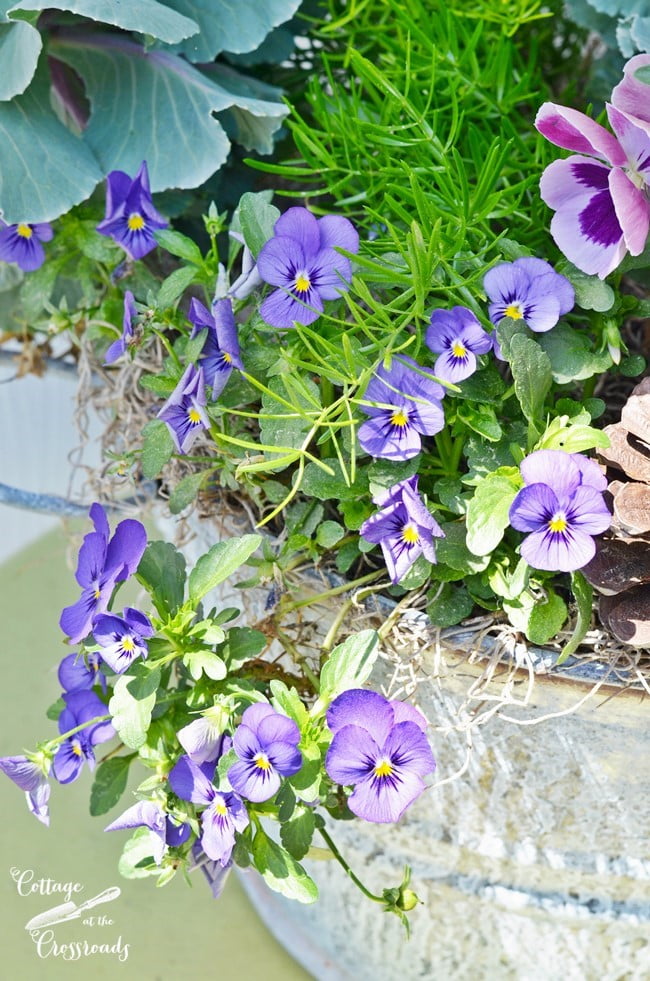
[105,800,191,864]
[52,691,115,785]
[611,55,650,136]
[228,237,263,300]
[0,221,53,271]
[325,689,435,824]
[169,755,249,865]
[96,161,167,260]
[92,607,154,674]
[157,363,210,454]
[358,355,445,461]
[257,207,359,328]
[535,102,650,278]
[0,755,51,826]
[425,306,494,381]
[360,475,444,584]
[59,503,147,645]
[509,449,611,572]
[483,258,575,333]
[58,651,106,693]
[105,291,137,365]
[177,712,231,765]
[188,297,243,400]
[227,703,302,803]
[190,841,232,899]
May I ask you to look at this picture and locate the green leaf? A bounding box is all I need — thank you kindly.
[224,626,267,667]
[509,333,552,429]
[13,0,199,43]
[155,228,204,264]
[51,32,287,196]
[46,696,65,721]
[301,458,366,501]
[0,20,41,101]
[157,265,199,308]
[367,456,419,496]
[183,649,228,681]
[169,471,207,514]
[455,401,502,442]
[237,190,280,257]
[188,534,261,605]
[466,471,520,556]
[453,364,507,404]
[136,540,186,617]
[280,808,316,861]
[163,0,303,62]
[252,829,318,904]
[435,521,489,574]
[139,374,177,397]
[118,827,161,879]
[89,756,132,817]
[141,419,175,479]
[558,571,593,663]
[557,260,615,312]
[426,582,474,627]
[270,680,308,727]
[526,590,568,645]
[316,520,345,549]
[125,663,161,700]
[109,674,156,749]
[317,629,380,705]
[288,741,321,801]
[536,324,612,384]
[0,66,102,223]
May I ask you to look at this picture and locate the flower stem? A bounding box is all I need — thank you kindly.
[318,826,385,904]
[44,714,111,751]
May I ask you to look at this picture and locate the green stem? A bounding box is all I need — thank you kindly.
[318,827,385,904]
[280,569,384,613]
[44,714,111,752]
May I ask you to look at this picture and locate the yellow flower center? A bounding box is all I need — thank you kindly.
[294,273,311,293]
[451,340,467,358]
[121,636,135,653]
[72,740,83,757]
[504,303,523,320]
[94,586,101,599]
[187,408,202,424]
[222,351,232,363]
[548,513,568,533]
[374,759,393,778]
[402,523,420,545]
[214,802,227,816]
[254,753,271,771]
[390,409,409,428]
[127,212,145,231]
[16,223,33,238]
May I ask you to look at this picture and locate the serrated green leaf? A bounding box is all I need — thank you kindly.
[436,521,489,573]
[155,228,204,264]
[526,590,568,645]
[509,333,552,429]
[237,190,280,257]
[139,374,177,397]
[224,626,267,667]
[141,419,175,479]
[426,582,474,627]
[169,471,207,514]
[466,472,520,556]
[89,756,131,816]
[125,663,161,700]
[183,649,227,681]
[270,680,308,727]
[456,401,503,442]
[280,808,316,861]
[157,265,199,308]
[109,674,156,749]
[12,0,199,43]
[316,629,379,705]
[536,324,612,384]
[136,540,186,617]
[252,829,318,904]
[188,534,261,605]
[558,260,615,311]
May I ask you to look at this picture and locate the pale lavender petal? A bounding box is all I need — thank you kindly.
[227,759,281,802]
[168,755,216,806]
[509,484,558,533]
[571,454,607,491]
[611,55,650,133]
[104,800,166,835]
[609,168,650,256]
[326,689,394,742]
[520,450,581,498]
[606,104,650,180]
[538,156,610,211]
[257,713,300,748]
[0,756,43,792]
[240,702,278,729]
[566,485,612,534]
[178,718,225,764]
[265,741,302,776]
[311,248,352,300]
[274,207,321,255]
[27,780,50,826]
[232,723,261,760]
[535,103,626,166]
[520,525,596,573]
[318,214,359,254]
[520,293,562,333]
[390,701,428,732]
[260,285,323,328]
[433,348,477,383]
[257,236,305,287]
[348,765,426,823]
[325,725,379,785]
[381,722,436,778]
[357,415,422,460]
[408,398,445,435]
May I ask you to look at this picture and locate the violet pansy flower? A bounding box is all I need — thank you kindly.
[325,689,435,824]
[59,503,147,645]
[52,691,115,785]
[358,355,445,461]
[611,54,650,136]
[177,709,231,764]
[92,607,154,674]
[58,651,106,694]
[483,258,575,333]
[0,221,53,271]
[0,755,51,826]
[169,755,249,865]
[105,801,191,865]
[535,102,650,278]
[104,291,137,365]
[190,841,232,899]
[425,306,494,381]
[360,475,444,584]
[257,207,359,328]
[96,161,167,260]
[188,297,243,400]
[158,364,210,454]
[227,702,302,803]
[509,449,611,572]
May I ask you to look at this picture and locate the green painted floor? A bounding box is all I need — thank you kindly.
[0,527,312,980]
